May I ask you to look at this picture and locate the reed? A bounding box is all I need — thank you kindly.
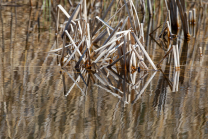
[168,0,179,32]
[176,0,190,40]
[147,0,153,17]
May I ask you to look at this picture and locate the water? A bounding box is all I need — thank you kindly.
[0,1,208,139]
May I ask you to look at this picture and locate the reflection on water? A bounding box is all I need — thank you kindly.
[0,0,208,139]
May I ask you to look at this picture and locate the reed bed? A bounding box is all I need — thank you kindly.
[49,0,160,101]
[0,0,208,138]
[0,0,204,104]
[46,0,204,102]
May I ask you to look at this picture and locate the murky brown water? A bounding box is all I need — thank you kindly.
[0,1,208,139]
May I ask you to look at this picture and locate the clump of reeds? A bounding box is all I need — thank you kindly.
[50,0,157,72]
[48,0,200,99]
[48,0,160,100]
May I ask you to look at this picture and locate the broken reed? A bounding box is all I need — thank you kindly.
[168,0,179,32]
[176,0,190,40]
